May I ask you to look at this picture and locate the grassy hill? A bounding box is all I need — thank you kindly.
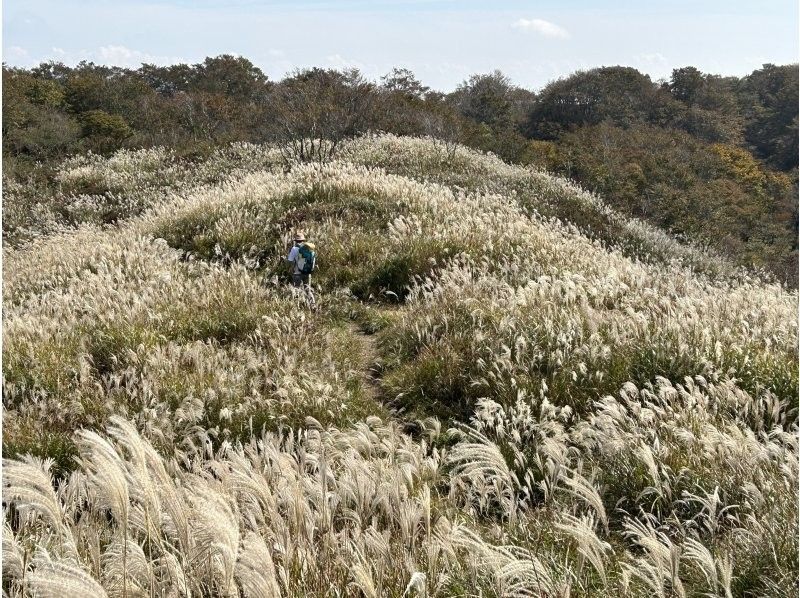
[3,135,797,597]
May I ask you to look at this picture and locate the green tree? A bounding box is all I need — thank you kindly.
[667,67,743,142]
[79,109,133,151]
[525,66,682,139]
[381,67,429,99]
[26,78,65,108]
[738,63,799,170]
[450,70,515,130]
[64,68,107,113]
[538,122,797,283]
[3,68,80,158]
[190,55,269,100]
[138,63,196,96]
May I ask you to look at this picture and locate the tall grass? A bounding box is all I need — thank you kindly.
[3,134,796,596]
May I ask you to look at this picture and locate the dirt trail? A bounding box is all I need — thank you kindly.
[346,321,384,403]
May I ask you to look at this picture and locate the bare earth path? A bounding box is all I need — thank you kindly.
[346,321,384,404]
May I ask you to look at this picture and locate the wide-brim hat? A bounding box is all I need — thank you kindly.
[294,232,305,241]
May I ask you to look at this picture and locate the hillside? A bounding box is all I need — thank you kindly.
[3,135,797,597]
[4,61,798,283]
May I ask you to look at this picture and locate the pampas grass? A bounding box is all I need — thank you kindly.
[3,134,796,596]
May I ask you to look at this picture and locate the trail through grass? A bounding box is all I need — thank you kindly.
[346,320,384,403]
[3,135,796,598]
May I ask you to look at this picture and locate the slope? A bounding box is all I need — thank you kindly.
[3,135,797,597]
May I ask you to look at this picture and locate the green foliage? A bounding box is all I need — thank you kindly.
[739,63,799,171]
[525,66,681,139]
[4,108,81,157]
[79,109,133,141]
[451,70,516,129]
[667,66,744,142]
[191,54,269,99]
[2,68,81,158]
[26,78,65,108]
[535,122,798,284]
[64,70,107,113]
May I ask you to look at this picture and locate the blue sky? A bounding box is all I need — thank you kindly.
[3,0,798,91]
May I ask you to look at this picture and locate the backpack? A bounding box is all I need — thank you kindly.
[297,242,316,274]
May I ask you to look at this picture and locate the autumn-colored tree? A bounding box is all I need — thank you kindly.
[269,68,376,162]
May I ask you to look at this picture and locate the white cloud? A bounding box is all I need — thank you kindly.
[326,54,365,71]
[512,18,570,39]
[631,52,671,80]
[4,44,187,69]
[97,45,184,67]
[634,52,668,66]
[262,49,294,79]
[48,47,93,64]
[5,45,32,64]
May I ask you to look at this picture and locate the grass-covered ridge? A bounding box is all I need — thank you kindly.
[3,135,797,597]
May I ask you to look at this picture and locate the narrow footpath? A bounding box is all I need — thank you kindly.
[346,321,384,404]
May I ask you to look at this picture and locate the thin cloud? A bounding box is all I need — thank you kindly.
[512,18,570,39]
[98,45,185,67]
[632,52,670,80]
[5,45,33,65]
[4,45,188,68]
[634,52,668,66]
[326,53,365,71]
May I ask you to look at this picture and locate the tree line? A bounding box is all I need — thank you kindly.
[3,56,797,283]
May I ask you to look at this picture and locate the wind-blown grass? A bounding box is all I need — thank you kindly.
[3,134,796,596]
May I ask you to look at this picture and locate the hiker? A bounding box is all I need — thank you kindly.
[286,231,317,307]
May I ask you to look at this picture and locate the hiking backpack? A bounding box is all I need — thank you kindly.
[297,242,316,274]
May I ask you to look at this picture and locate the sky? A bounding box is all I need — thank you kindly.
[3,0,798,91]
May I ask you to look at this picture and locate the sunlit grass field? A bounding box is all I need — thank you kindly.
[3,135,796,596]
